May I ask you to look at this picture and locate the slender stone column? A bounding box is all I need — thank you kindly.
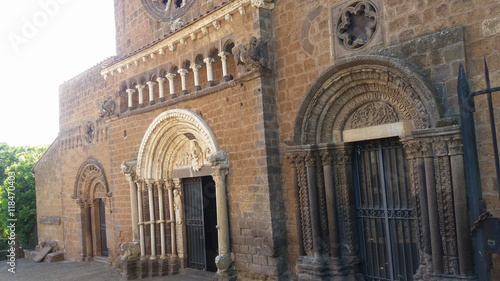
[208,151,235,279]
[218,52,229,81]
[305,150,321,256]
[122,165,139,241]
[449,137,473,276]
[136,180,146,258]
[89,202,96,258]
[146,81,157,105]
[204,58,215,87]
[289,153,304,256]
[135,84,145,107]
[177,68,189,95]
[165,181,177,256]
[166,73,176,98]
[423,140,444,274]
[320,148,340,258]
[126,89,135,110]
[77,198,88,261]
[146,180,157,260]
[190,64,202,91]
[157,180,167,259]
[156,77,166,102]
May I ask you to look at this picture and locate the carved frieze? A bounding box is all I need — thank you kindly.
[174,140,210,172]
[348,102,399,129]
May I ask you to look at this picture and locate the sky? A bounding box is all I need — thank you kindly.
[0,1,116,147]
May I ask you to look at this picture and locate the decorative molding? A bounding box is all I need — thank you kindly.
[101,0,259,79]
[72,158,111,201]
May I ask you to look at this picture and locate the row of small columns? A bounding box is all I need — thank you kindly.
[125,52,230,109]
[122,153,231,267]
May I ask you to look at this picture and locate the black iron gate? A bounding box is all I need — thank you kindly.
[457,58,500,280]
[353,139,418,281]
[184,177,207,270]
[99,199,108,256]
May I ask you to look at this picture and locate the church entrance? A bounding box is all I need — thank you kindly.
[98,199,108,256]
[183,176,218,272]
[352,138,418,280]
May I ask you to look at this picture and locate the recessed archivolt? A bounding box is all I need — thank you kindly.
[293,55,442,145]
[73,158,111,201]
[136,109,218,180]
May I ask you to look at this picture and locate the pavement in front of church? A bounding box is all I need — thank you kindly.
[0,258,212,281]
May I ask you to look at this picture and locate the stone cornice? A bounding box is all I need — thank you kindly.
[100,0,274,79]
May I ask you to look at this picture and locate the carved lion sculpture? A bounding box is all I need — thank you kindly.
[120,242,140,262]
[232,36,268,69]
[98,99,116,118]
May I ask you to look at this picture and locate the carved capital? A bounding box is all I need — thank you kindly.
[304,150,317,167]
[76,198,87,208]
[145,179,155,189]
[251,0,274,9]
[146,81,157,88]
[156,77,165,84]
[402,139,422,159]
[320,149,334,165]
[448,136,464,156]
[121,160,137,179]
[208,150,229,169]
[165,73,176,81]
[177,68,189,76]
[204,57,215,66]
[190,64,201,72]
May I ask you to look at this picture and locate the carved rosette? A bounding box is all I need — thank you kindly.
[337,1,377,49]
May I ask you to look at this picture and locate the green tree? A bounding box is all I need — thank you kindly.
[0,144,47,249]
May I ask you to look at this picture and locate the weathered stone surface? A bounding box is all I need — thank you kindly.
[39,216,61,225]
[33,246,52,263]
[44,252,64,263]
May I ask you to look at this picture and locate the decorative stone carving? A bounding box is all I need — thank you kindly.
[349,102,399,129]
[190,140,203,172]
[73,158,111,200]
[336,1,377,49]
[120,242,140,262]
[251,0,274,9]
[84,120,95,144]
[173,189,183,224]
[232,37,268,69]
[141,0,194,22]
[98,99,116,118]
[121,160,137,178]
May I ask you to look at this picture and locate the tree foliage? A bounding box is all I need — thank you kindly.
[0,143,47,249]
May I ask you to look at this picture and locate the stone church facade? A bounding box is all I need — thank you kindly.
[33,0,500,280]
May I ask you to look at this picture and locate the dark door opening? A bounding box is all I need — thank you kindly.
[184,176,217,272]
[99,199,108,256]
[353,138,418,281]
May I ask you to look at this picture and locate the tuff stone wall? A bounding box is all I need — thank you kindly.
[273,0,500,276]
[34,140,63,252]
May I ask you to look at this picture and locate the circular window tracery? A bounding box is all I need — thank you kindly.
[336,1,378,50]
[141,0,194,22]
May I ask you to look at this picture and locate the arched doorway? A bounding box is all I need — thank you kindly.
[123,109,234,278]
[73,159,111,261]
[288,56,474,280]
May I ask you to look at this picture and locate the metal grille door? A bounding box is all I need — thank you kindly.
[99,199,108,256]
[184,178,207,270]
[353,139,418,281]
